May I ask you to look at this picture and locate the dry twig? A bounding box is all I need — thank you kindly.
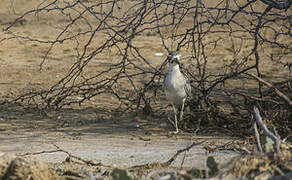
[248,73,292,107]
[252,116,263,153]
[130,140,206,169]
[17,144,102,166]
[252,106,281,155]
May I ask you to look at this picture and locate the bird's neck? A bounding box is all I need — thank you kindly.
[169,63,180,73]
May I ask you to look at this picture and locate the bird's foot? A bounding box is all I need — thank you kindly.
[169,129,179,135]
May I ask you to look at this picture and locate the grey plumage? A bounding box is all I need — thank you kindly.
[164,51,191,133]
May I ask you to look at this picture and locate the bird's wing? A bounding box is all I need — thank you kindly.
[179,64,192,97]
[163,74,168,92]
[184,76,192,97]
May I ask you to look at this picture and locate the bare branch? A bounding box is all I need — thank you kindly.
[130,140,206,169]
[252,114,263,154]
[248,73,292,107]
[17,144,102,166]
[253,106,281,155]
[260,0,291,10]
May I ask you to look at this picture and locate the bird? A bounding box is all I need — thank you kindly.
[164,51,191,134]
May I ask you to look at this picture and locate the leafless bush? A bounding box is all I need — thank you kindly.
[2,0,291,136]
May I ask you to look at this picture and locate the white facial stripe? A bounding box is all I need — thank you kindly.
[173,54,181,59]
[168,54,181,59]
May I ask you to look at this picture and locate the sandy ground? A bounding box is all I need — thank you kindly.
[0,103,238,168]
[0,129,238,168]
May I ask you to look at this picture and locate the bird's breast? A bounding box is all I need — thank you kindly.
[164,71,187,104]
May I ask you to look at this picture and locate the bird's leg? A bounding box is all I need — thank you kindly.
[172,104,179,134]
[179,100,185,122]
[178,99,186,132]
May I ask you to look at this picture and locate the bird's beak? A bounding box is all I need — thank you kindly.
[173,59,180,64]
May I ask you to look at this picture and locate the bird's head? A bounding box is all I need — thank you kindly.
[167,51,181,65]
